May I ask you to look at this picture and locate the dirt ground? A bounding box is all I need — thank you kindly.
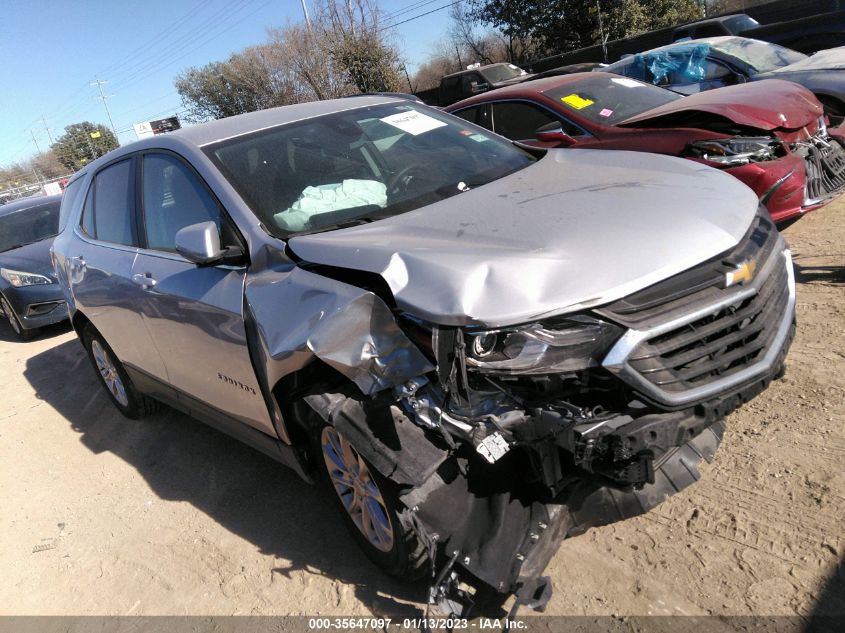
[0,199,842,623]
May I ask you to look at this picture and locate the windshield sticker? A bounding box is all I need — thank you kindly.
[380,110,447,136]
[561,94,594,110]
[599,108,613,117]
[611,77,643,88]
[469,134,490,142]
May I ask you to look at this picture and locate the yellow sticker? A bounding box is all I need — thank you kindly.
[561,94,594,109]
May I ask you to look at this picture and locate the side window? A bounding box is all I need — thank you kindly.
[58,177,85,233]
[453,105,493,131]
[452,106,480,125]
[702,59,733,81]
[80,159,135,246]
[441,76,460,100]
[492,102,561,141]
[461,73,483,94]
[141,153,221,252]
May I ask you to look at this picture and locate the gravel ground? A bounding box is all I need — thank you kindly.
[0,199,842,622]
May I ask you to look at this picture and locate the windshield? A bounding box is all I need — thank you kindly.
[0,201,61,252]
[545,74,682,125]
[207,102,534,237]
[711,37,806,73]
[481,64,527,83]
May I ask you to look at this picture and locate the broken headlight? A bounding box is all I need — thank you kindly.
[464,315,622,375]
[686,137,782,166]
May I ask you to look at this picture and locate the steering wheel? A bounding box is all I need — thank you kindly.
[386,164,429,197]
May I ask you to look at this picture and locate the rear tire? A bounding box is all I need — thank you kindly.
[1,295,36,341]
[82,325,159,419]
[312,422,429,580]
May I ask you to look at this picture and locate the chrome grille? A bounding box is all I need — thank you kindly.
[801,136,845,205]
[600,215,795,408]
[626,258,789,393]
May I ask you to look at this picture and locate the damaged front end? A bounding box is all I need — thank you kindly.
[297,209,795,617]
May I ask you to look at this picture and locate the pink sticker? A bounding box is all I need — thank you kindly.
[599,108,613,117]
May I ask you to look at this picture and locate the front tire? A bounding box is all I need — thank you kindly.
[1,295,36,341]
[82,325,159,419]
[314,423,429,580]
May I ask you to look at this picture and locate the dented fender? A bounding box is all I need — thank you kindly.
[243,257,434,421]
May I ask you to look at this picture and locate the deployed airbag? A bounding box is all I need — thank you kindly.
[274,179,387,231]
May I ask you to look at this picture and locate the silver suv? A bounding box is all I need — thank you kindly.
[52,97,795,614]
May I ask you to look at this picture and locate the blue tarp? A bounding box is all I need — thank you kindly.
[631,43,711,85]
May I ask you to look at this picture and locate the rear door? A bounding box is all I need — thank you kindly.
[130,151,273,434]
[70,157,165,378]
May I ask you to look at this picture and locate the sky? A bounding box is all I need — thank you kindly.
[1,0,456,168]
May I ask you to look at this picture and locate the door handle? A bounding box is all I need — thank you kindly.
[69,256,86,272]
[132,273,157,290]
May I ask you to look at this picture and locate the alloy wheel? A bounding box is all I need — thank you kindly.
[91,339,129,407]
[320,426,395,553]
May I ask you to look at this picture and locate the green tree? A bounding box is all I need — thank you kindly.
[51,122,118,170]
[316,0,402,94]
[466,0,703,58]
[175,45,296,122]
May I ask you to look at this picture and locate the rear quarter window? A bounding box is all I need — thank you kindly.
[58,178,86,233]
[80,159,137,246]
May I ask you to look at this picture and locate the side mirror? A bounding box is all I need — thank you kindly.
[535,122,576,147]
[470,81,490,94]
[175,221,226,265]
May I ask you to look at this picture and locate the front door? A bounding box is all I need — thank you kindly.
[130,151,274,435]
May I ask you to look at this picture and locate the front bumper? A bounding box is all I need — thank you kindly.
[1,284,68,330]
[402,353,789,614]
[602,246,794,409]
[724,136,845,225]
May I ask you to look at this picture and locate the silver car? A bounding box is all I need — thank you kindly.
[51,97,795,614]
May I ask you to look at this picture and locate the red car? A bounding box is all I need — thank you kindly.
[445,72,845,225]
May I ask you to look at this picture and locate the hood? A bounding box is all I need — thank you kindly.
[0,238,56,279]
[491,74,535,88]
[288,149,758,327]
[769,47,845,73]
[619,79,822,130]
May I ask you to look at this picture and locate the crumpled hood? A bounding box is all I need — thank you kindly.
[0,238,56,279]
[769,47,845,72]
[619,79,822,130]
[288,149,758,327]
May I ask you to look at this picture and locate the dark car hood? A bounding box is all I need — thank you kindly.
[288,149,758,327]
[768,47,845,73]
[0,238,56,279]
[491,74,535,88]
[619,79,822,130]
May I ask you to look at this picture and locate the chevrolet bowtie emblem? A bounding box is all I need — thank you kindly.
[725,259,757,287]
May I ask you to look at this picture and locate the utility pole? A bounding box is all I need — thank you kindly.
[41,116,54,144]
[91,78,118,137]
[596,0,608,63]
[401,64,414,93]
[30,130,43,156]
[300,0,312,31]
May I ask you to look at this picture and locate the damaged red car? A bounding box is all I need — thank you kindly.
[446,72,845,226]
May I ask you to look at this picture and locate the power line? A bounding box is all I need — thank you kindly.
[381,0,462,30]
[90,79,118,137]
